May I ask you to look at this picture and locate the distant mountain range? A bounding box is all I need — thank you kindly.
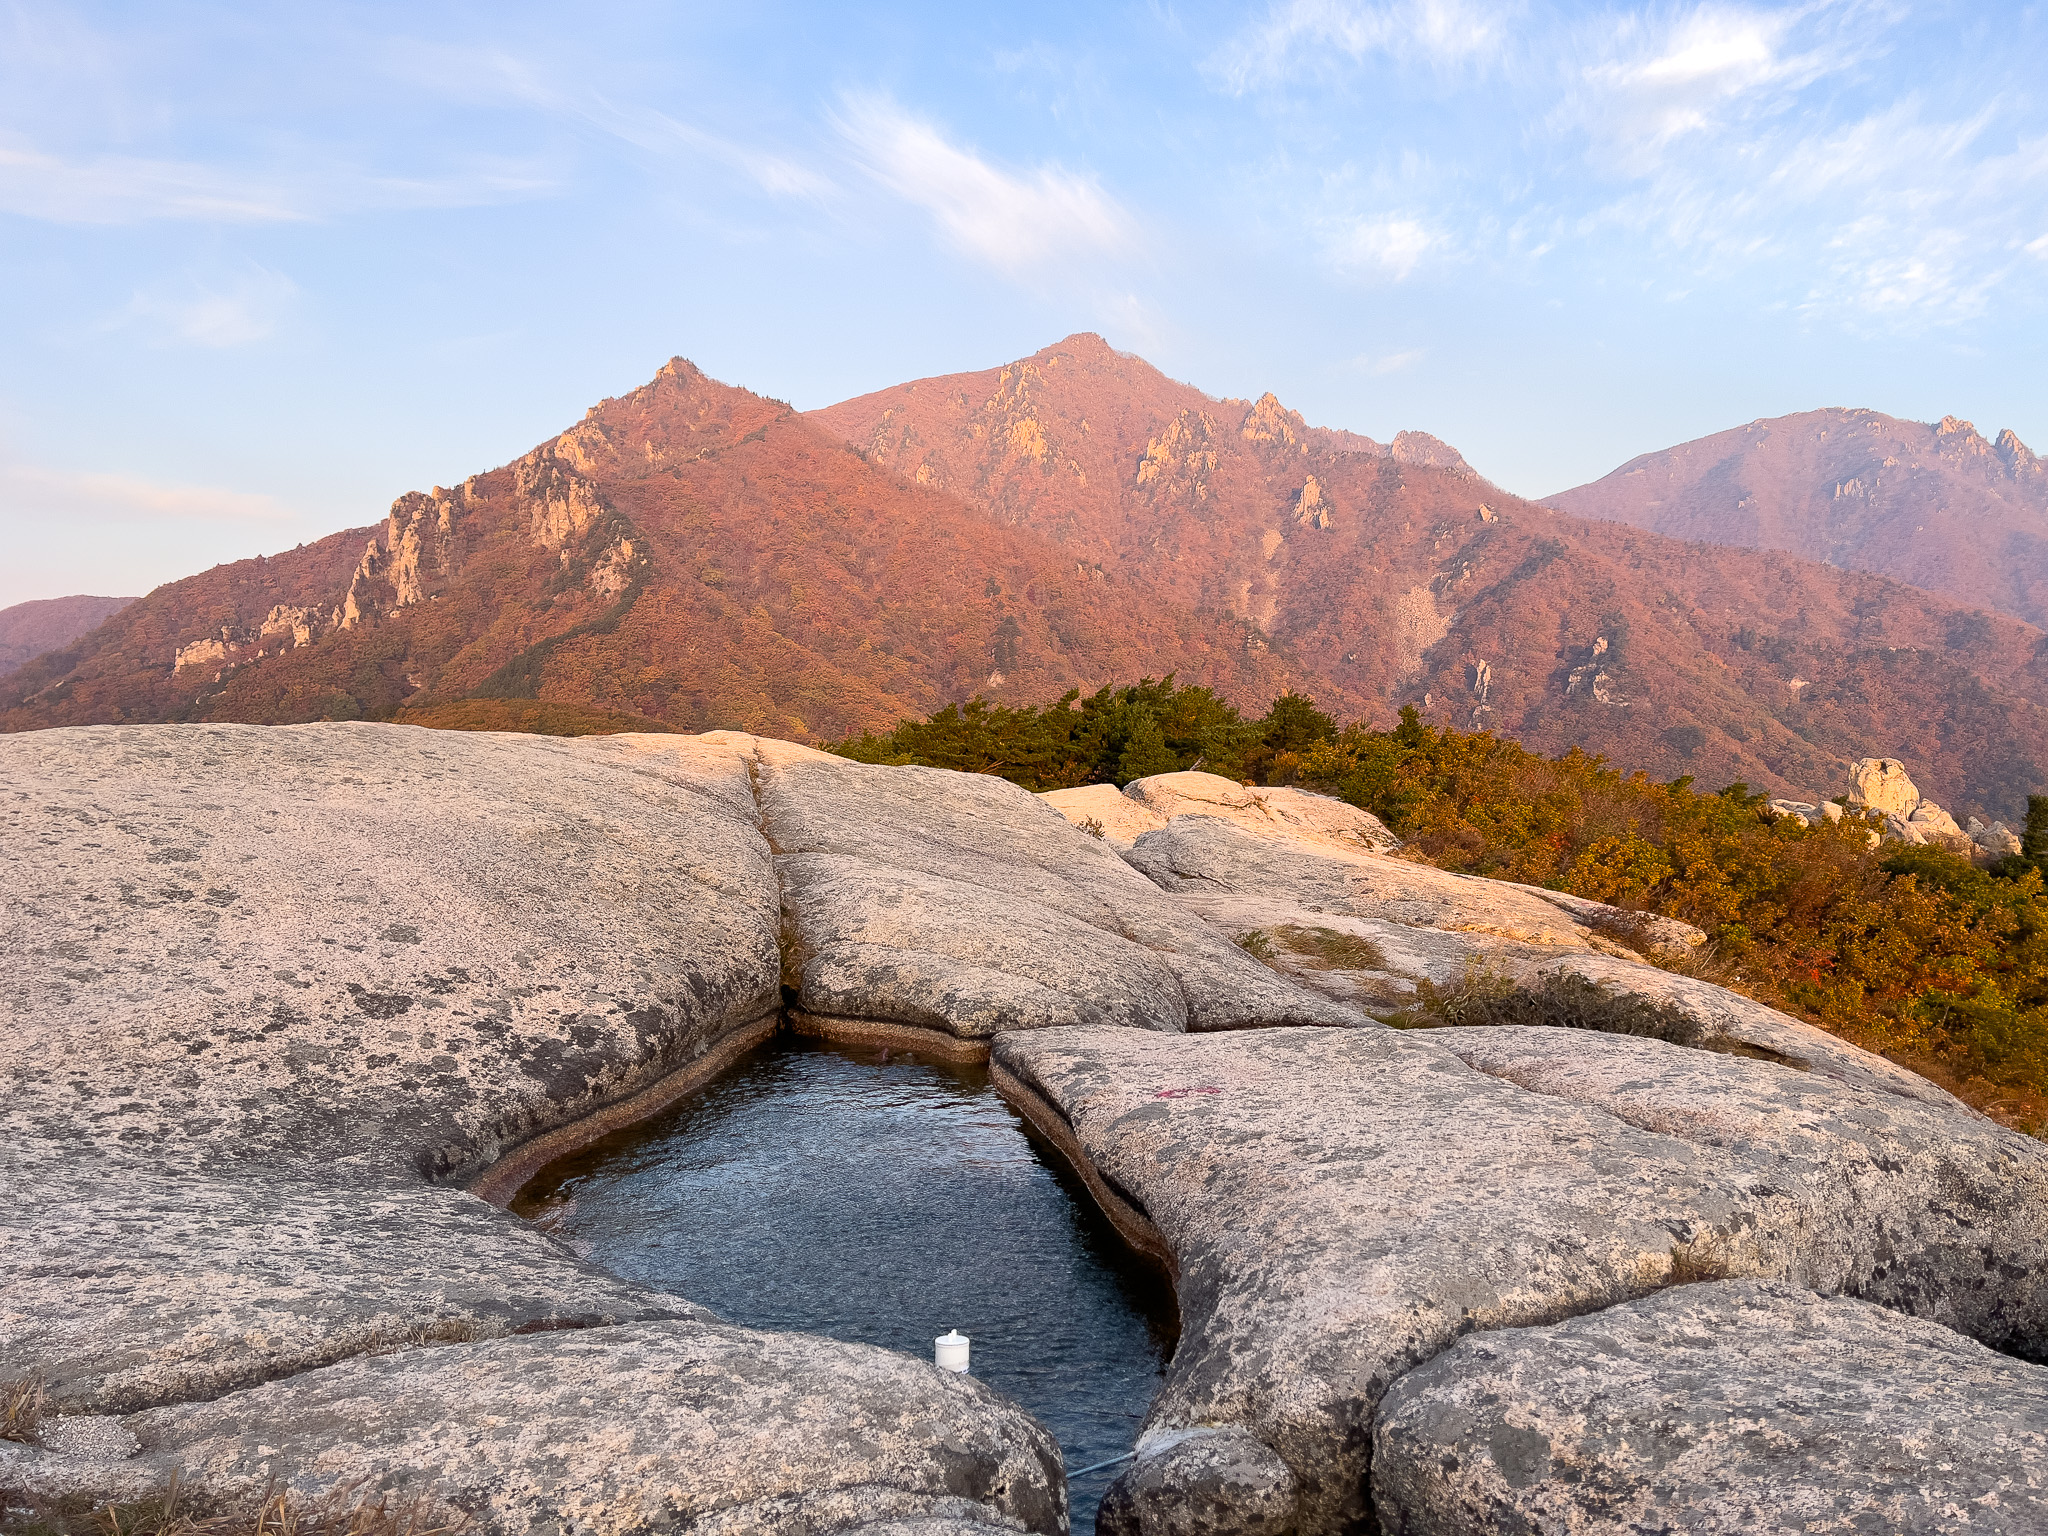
[8,338,2048,820]
[0,594,136,676]
[1550,408,2048,626]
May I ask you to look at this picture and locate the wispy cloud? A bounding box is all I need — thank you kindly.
[107,265,298,348]
[833,94,1135,278]
[0,135,553,225]
[2,459,298,524]
[433,49,835,202]
[1568,2,1876,174]
[0,140,303,223]
[1327,215,1438,278]
[1225,0,2043,327]
[1214,0,1511,91]
[1348,347,1426,373]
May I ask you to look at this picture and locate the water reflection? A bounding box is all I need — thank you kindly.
[513,1034,1177,1531]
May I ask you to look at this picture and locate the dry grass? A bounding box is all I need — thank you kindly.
[2,1477,469,1536]
[1270,925,1390,973]
[0,1377,44,1446]
[1390,965,1708,1049]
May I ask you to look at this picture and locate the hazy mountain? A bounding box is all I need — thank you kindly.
[10,341,2048,821]
[1549,408,2048,626]
[0,594,137,676]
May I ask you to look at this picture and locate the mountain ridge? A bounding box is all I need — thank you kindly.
[0,593,138,676]
[1549,406,2048,625]
[8,341,2048,822]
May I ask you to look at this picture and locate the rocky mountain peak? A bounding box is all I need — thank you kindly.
[1241,393,1309,453]
[1997,427,2042,477]
[1390,430,1478,479]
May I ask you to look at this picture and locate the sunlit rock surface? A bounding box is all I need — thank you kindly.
[1,724,1065,1534]
[1374,1280,2048,1535]
[993,1025,2048,1536]
[4,721,2036,1536]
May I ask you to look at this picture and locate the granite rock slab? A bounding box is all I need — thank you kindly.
[1,1165,701,1416]
[758,753,1358,1043]
[2,722,784,1183]
[0,724,1069,1535]
[119,1321,1064,1536]
[1129,813,1947,1107]
[993,1025,2048,1536]
[1123,813,1699,955]
[1374,1279,2048,1535]
[1119,772,1401,855]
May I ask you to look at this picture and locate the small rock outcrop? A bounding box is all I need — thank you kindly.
[1098,1426,1297,1536]
[1773,754,2017,862]
[1374,1279,2048,1534]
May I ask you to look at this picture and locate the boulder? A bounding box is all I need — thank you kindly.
[1972,815,2025,858]
[1374,1279,2048,1535]
[1097,1426,1297,1536]
[992,1024,2048,1536]
[1119,772,1400,855]
[1909,802,1965,838]
[1848,756,1922,818]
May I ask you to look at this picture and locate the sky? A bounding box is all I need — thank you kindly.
[3,0,2045,606]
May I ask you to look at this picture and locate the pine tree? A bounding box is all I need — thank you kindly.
[1115,709,1180,785]
[2024,795,2048,870]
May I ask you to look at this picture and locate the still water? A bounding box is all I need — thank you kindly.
[513,1034,1177,1530]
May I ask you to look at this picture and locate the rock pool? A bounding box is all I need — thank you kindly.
[513,1034,1177,1531]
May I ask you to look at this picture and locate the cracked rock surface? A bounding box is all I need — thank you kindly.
[1116,809,1941,1102]
[6,721,2037,1536]
[1374,1279,2048,1535]
[1,724,1065,1535]
[759,753,1358,1043]
[992,1025,2048,1536]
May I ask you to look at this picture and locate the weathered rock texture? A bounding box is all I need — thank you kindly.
[993,1025,2048,1536]
[1,723,1069,1535]
[1375,1279,2048,1534]
[5,720,2033,1536]
[1104,804,1942,1102]
[1119,772,1400,856]
[1096,1427,1296,1536]
[761,753,1358,1048]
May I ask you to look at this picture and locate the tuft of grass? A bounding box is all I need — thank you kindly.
[1235,930,1276,960]
[0,1376,44,1446]
[1270,925,1389,973]
[1391,966,1706,1049]
[0,1477,470,1536]
[1666,1230,1735,1286]
[1076,816,1106,840]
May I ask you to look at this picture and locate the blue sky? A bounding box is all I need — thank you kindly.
[3,0,2045,606]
